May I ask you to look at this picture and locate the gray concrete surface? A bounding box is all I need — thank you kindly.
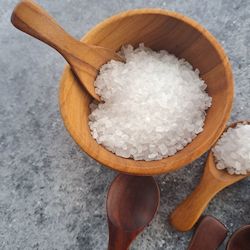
[1,0,250,249]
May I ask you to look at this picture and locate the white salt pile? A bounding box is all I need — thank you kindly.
[212,123,250,175]
[89,44,212,161]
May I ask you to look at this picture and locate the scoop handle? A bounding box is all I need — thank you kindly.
[108,221,137,250]
[187,216,228,250]
[11,0,89,59]
[170,159,224,232]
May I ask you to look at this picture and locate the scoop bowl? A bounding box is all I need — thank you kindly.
[59,9,233,175]
[227,225,250,250]
[106,174,160,250]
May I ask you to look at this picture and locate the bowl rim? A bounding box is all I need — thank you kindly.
[59,8,234,175]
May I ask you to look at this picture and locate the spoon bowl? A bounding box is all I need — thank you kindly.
[227,225,250,250]
[188,215,228,250]
[59,8,233,175]
[107,174,160,250]
[170,121,250,232]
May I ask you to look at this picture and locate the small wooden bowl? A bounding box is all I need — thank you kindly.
[59,9,233,175]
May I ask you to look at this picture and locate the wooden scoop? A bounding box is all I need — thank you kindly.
[106,174,160,250]
[170,121,250,232]
[227,225,250,250]
[188,215,228,250]
[11,0,123,101]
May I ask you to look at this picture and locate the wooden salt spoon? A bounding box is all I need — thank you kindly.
[227,225,250,250]
[170,121,250,232]
[11,0,123,101]
[107,174,160,250]
[188,215,228,250]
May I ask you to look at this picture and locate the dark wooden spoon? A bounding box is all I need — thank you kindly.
[188,215,228,250]
[11,0,123,102]
[227,225,250,250]
[106,174,160,250]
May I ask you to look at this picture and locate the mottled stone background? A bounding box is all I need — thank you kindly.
[0,0,249,249]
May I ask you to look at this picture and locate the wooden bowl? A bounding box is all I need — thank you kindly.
[59,9,233,175]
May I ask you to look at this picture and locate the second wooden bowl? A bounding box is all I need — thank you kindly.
[59,9,233,175]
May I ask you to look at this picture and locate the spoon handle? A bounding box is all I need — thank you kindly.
[170,160,225,232]
[11,0,89,63]
[187,215,228,250]
[108,222,135,250]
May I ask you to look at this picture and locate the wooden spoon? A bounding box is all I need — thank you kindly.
[188,215,228,250]
[227,225,250,250]
[170,121,250,232]
[107,174,160,250]
[11,0,123,101]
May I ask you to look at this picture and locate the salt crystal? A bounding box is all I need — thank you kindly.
[88,44,212,161]
[212,123,250,175]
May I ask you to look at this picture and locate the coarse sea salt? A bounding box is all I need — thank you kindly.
[88,44,212,161]
[212,123,250,175]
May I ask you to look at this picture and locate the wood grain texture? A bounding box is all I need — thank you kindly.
[227,225,250,250]
[170,121,250,232]
[59,9,234,175]
[11,0,122,101]
[107,174,160,250]
[187,216,228,250]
